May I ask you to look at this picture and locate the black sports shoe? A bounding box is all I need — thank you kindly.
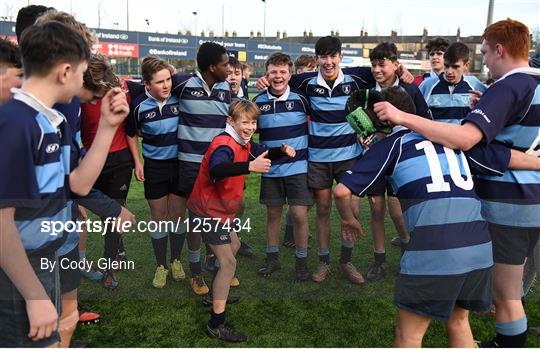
[206,323,247,342]
[257,258,280,276]
[366,261,386,282]
[295,259,310,281]
[202,294,240,306]
[238,241,253,257]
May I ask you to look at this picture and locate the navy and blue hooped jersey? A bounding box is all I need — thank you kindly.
[465,69,540,228]
[173,72,231,164]
[0,90,72,254]
[253,88,310,177]
[339,131,510,276]
[127,91,180,160]
[290,69,374,162]
[420,74,487,124]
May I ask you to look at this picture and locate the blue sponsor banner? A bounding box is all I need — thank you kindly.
[139,45,196,59]
[247,40,289,52]
[342,47,361,56]
[139,32,194,47]
[93,28,137,43]
[198,38,247,50]
[247,51,272,62]
[0,21,15,37]
[289,43,316,55]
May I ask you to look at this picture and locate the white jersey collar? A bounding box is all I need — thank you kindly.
[12,88,64,129]
[316,69,344,91]
[225,123,248,146]
[267,86,291,101]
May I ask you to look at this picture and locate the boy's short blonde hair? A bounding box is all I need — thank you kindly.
[229,99,260,121]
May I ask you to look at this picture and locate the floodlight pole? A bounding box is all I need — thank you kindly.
[262,0,266,41]
[486,0,494,26]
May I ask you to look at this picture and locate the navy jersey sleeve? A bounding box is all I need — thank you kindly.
[249,141,269,158]
[171,74,192,97]
[464,142,511,176]
[73,188,122,219]
[125,80,145,100]
[125,110,137,137]
[54,98,81,136]
[342,66,375,86]
[209,145,253,180]
[338,133,403,196]
[126,95,144,137]
[0,112,41,208]
[289,71,317,90]
[463,75,537,143]
[210,146,234,169]
[291,88,312,115]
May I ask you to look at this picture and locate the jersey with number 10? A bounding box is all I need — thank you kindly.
[339,131,510,276]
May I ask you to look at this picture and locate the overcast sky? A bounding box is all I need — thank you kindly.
[1,0,539,38]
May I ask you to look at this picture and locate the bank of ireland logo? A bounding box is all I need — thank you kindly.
[260,104,271,112]
[170,105,180,115]
[342,84,351,95]
[218,91,225,101]
[285,101,294,111]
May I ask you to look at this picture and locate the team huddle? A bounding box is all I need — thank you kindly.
[0,4,539,347]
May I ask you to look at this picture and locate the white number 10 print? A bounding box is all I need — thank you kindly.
[415,140,474,193]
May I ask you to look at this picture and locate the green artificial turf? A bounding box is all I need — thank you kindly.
[74,170,540,347]
[75,107,540,346]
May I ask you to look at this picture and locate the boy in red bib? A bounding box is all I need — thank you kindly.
[188,99,294,342]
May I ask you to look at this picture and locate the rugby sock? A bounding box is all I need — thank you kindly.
[495,317,527,347]
[169,232,185,262]
[266,245,279,261]
[151,237,168,267]
[209,310,226,328]
[188,249,201,275]
[374,251,386,264]
[295,247,308,267]
[339,238,354,264]
[318,248,330,265]
[295,247,308,259]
